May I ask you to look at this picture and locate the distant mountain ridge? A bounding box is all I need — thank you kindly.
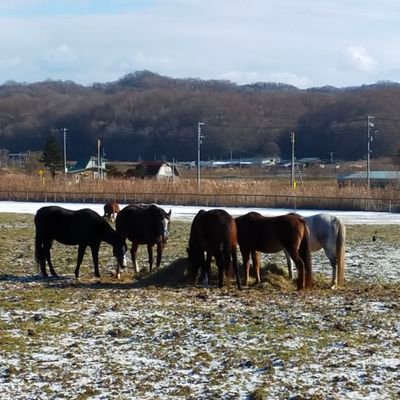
[1,70,400,162]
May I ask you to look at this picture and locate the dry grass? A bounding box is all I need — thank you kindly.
[0,172,399,199]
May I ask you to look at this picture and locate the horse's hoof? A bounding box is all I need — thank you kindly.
[116,273,121,279]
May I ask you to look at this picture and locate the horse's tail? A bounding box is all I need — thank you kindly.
[336,218,346,286]
[300,223,313,289]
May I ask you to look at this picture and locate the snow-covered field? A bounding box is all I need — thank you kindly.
[1,200,400,224]
[0,201,399,399]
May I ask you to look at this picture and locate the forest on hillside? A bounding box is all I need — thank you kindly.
[1,70,400,162]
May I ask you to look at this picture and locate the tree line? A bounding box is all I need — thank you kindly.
[1,70,400,163]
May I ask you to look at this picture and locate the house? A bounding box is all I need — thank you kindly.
[108,161,180,179]
[337,171,400,188]
[128,161,179,179]
[68,156,107,181]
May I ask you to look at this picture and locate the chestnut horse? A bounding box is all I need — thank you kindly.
[115,204,171,276]
[187,209,241,290]
[235,212,312,290]
[35,206,127,278]
[103,200,120,222]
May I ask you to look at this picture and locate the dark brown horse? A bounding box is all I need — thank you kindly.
[115,204,171,276]
[103,200,120,222]
[35,206,127,278]
[187,209,241,290]
[235,212,312,290]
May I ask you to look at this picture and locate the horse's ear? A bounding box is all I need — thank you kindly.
[168,209,172,218]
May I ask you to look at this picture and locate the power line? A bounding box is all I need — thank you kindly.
[205,123,296,131]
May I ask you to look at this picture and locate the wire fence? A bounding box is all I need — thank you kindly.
[0,190,399,213]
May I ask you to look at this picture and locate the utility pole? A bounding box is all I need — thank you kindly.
[60,127,68,180]
[290,131,295,188]
[197,122,205,190]
[367,115,375,189]
[97,138,101,181]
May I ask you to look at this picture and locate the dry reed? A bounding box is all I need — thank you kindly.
[0,173,398,198]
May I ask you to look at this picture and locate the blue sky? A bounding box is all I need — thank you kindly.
[1,0,399,88]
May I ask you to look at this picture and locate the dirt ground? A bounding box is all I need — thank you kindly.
[0,213,399,399]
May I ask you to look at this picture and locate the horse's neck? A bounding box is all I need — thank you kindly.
[102,225,117,244]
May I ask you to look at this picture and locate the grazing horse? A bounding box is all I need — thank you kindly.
[284,213,346,288]
[103,200,120,222]
[187,209,241,290]
[115,204,171,276]
[235,212,312,290]
[35,206,127,278]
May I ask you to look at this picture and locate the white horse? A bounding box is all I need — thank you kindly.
[284,213,346,288]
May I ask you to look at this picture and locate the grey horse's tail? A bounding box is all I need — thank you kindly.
[336,218,346,286]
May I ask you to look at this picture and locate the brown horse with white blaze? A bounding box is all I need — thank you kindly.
[235,212,312,290]
[187,209,241,290]
[103,200,120,222]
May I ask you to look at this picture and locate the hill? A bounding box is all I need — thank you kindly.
[1,71,400,162]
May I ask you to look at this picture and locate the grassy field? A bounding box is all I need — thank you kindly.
[0,213,399,399]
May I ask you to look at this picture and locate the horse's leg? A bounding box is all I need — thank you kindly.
[74,244,86,278]
[156,242,164,268]
[201,253,212,286]
[90,243,101,278]
[287,248,305,290]
[130,243,139,273]
[44,240,58,277]
[40,240,50,277]
[241,249,251,286]
[284,249,294,280]
[324,249,337,289]
[147,244,154,272]
[215,252,225,288]
[251,250,261,284]
[232,248,241,290]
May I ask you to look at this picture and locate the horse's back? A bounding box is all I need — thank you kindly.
[305,213,340,251]
[190,209,237,251]
[236,212,307,252]
[116,203,169,244]
[35,206,106,244]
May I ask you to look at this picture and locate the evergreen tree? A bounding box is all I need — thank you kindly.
[39,136,63,179]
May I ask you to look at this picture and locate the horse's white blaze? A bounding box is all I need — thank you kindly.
[162,218,169,239]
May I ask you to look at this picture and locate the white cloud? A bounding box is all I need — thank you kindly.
[0,1,399,86]
[42,44,78,70]
[0,56,21,68]
[346,46,377,72]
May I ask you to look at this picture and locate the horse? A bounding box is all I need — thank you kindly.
[103,200,120,222]
[235,212,312,290]
[283,213,346,288]
[34,206,127,279]
[115,204,171,276]
[187,209,241,290]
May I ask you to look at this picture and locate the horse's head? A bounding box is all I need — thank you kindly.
[113,237,128,269]
[186,245,205,282]
[157,208,171,244]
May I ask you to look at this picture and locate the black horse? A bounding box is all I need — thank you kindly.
[35,206,127,278]
[115,204,171,276]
